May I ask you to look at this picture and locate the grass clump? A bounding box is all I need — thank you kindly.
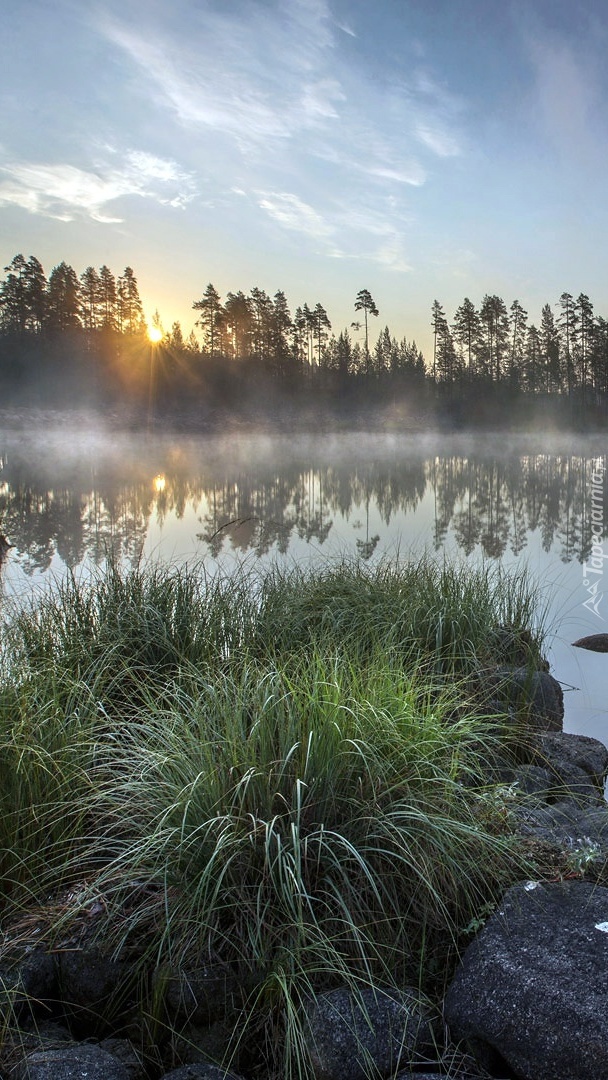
[0,556,544,1078]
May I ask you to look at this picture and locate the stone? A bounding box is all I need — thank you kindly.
[159,960,239,1025]
[487,667,564,732]
[444,880,608,1080]
[0,1022,73,1077]
[57,947,133,1026]
[303,985,438,1080]
[10,1043,131,1080]
[168,1020,236,1067]
[159,1064,245,1080]
[510,797,608,855]
[98,1038,146,1080]
[535,731,608,795]
[490,625,548,669]
[572,633,608,651]
[0,949,58,1016]
[510,763,554,797]
[394,1074,445,1079]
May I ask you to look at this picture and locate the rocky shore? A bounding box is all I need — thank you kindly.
[1,663,608,1080]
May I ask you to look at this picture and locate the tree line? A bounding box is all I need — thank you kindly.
[430,293,608,404]
[1,253,607,423]
[0,255,147,337]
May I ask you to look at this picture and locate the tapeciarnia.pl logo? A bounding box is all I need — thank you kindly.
[582,459,605,619]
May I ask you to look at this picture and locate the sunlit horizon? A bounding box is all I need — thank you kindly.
[3,1,608,358]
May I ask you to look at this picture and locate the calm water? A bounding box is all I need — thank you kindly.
[1,411,607,750]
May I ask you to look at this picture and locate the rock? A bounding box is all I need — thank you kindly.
[0,949,57,1017]
[159,1065,245,1080]
[444,880,608,1080]
[0,533,13,559]
[505,760,600,804]
[509,763,555,797]
[0,1022,73,1077]
[535,731,608,795]
[10,1043,131,1079]
[394,1074,444,1079]
[572,633,608,651]
[98,1038,146,1080]
[394,1074,445,1079]
[158,960,239,1025]
[303,985,438,1080]
[489,625,548,669]
[168,1020,236,1067]
[486,667,564,732]
[57,947,133,1027]
[511,797,608,855]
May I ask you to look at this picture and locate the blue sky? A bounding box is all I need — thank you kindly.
[2,0,608,356]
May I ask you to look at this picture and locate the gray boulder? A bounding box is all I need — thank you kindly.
[510,797,608,856]
[572,633,608,651]
[57,947,134,1026]
[159,1065,245,1080]
[487,667,564,732]
[168,1020,236,1068]
[98,1038,146,1080]
[535,731,608,796]
[0,949,57,1017]
[444,880,608,1080]
[304,985,438,1080]
[11,1043,131,1079]
[394,1074,445,1079]
[158,960,239,1025]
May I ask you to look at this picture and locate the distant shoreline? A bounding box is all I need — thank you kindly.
[1,394,607,436]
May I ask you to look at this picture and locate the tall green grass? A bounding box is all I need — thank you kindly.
[0,556,543,1078]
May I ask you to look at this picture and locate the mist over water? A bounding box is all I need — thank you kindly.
[1,410,607,748]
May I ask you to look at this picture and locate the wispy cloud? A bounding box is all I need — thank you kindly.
[415,124,460,158]
[526,35,601,163]
[87,1,468,266]
[257,192,334,239]
[96,2,465,176]
[367,164,426,186]
[97,4,337,147]
[328,237,412,274]
[0,152,197,222]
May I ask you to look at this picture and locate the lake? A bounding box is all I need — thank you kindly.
[1,410,607,750]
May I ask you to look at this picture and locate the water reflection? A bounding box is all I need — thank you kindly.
[2,422,608,745]
[0,430,605,580]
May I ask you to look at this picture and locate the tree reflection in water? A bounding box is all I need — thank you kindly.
[0,430,606,584]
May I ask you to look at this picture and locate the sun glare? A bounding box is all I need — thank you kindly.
[147,324,163,343]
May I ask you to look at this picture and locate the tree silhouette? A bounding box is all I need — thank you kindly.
[354,289,379,373]
[193,283,225,356]
[47,263,80,333]
[0,255,47,335]
[452,298,479,381]
[117,267,144,334]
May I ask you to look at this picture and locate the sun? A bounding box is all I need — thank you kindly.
[147,324,163,343]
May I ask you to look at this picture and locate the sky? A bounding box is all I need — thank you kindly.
[2,0,608,357]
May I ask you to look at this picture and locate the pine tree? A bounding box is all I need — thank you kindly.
[354,289,379,373]
[47,262,81,333]
[540,304,560,393]
[118,267,144,334]
[224,291,252,360]
[193,283,225,355]
[452,298,480,381]
[557,292,577,398]
[509,300,528,389]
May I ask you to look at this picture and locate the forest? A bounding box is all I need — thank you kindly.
[1,253,607,427]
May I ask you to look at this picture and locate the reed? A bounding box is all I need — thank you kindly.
[0,556,543,1077]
